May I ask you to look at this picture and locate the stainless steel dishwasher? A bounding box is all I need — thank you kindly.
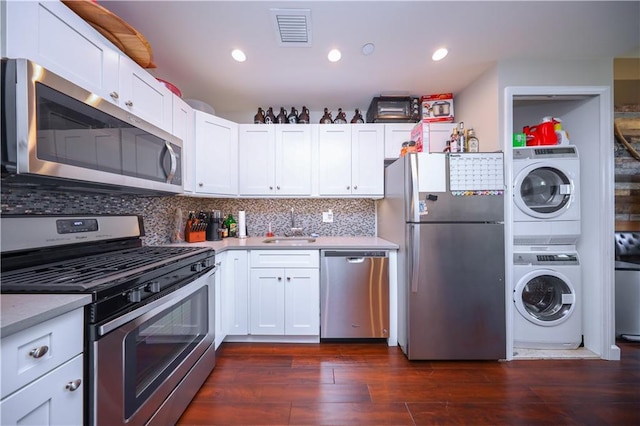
[320,250,389,339]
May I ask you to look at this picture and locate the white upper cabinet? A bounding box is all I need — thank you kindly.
[173,97,195,193]
[117,59,173,133]
[317,124,384,197]
[3,1,173,133]
[3,1,120,101]
[384,123,415,160]
[238,124,312,196]
[194,111,238,196]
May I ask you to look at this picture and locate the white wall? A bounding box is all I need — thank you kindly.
[455,64,500,152]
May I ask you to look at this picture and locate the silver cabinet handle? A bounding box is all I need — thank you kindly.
[286,277,291,281]
[125,100,133,108]
[277,277,282,281]
[198,182,204,187]
[354,185,358,190]
[347,186,350,190]
[66,379,82,392]
[110,91,119,100]
[29,346,49,358]
[277,186,280,190]
[269,186,273,190]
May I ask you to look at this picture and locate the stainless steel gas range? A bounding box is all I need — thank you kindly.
[1,215,217,425]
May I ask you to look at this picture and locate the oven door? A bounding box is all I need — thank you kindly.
[91,271,215,426]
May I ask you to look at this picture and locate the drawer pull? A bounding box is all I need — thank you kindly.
[29,345,49,359]
[66,379,82,392]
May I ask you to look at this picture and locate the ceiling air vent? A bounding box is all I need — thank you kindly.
[270,8,312,47]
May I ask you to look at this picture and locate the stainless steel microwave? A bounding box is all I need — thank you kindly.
[1,59,183,194]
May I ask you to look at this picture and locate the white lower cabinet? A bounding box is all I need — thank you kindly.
[0,308,84,426]
[249,250,320,336]
[222,250,249,336]
[0,355,83,426]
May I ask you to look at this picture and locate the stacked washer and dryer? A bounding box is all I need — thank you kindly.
[512,146,582,349]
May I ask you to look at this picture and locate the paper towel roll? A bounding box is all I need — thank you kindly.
[238,210,247,238]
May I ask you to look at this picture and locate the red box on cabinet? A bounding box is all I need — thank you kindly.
[421,93,454,122]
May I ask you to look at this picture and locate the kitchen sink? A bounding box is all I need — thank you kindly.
[262,237,317,244]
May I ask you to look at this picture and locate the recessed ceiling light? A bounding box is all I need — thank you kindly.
[231,49,247,62]
[328,49,342,62]
[432,47,448,61]
[362,43,375,55]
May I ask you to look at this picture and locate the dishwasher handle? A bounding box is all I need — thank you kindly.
[345,257,365,263]
[322,250,388,258]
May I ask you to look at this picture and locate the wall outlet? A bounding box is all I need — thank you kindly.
[322,210,334,223]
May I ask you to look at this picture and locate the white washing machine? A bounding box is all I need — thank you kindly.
[512,145,580,245]
[513,249,582,349]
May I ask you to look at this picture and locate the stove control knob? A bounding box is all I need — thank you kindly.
[146,281,161,293]
[128,289,142,303]
[191,263,203,273]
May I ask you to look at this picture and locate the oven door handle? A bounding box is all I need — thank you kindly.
[98,266,217,337]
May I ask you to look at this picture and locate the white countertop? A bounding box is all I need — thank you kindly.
[167,236,399,251]
[1,294,92,337]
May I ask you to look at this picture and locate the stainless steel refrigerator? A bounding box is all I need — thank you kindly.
[378,152,506,360]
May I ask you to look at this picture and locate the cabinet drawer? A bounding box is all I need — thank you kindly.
[1,308,83,399]
[250,250,319,268]
[0,354,83,426]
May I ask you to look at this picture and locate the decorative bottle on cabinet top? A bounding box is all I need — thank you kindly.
[264,107,276,124]
[334,108,347,124]
[254,107,265,124]
[298,106,310,124]
[276,107,287,123]
[320,108,333,124]
[287,107,299,123]
[351,109,364,123]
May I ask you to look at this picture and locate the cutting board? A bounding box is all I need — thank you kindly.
[62,0,156,69]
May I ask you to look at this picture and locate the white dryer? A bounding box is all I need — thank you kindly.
[513,249,582,349]
[512,145,580,245]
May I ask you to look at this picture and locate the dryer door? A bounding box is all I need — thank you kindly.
[514,165,574,219]
[514,270,576,326]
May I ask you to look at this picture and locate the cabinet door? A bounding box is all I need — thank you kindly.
[250,268,285,335]
[214,252,225,349]
[194,111,238,195]
[173,97,195,193]
[4,1,120,102]
[223,251,249,335]
[384,123,414,160]
[0,355,83,426]
[118,58,173,133]
[238,125,275,195]
[284,268,320,335]
[276,125,312,195]
[351,124,385,196]
[318,125,352,195]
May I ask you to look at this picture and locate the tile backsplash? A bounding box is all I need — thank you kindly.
[1,188,376,245]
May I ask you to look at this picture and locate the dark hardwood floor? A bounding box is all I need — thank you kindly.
[177,340,640,425]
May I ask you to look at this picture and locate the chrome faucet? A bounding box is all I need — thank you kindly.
[289,207,303,236]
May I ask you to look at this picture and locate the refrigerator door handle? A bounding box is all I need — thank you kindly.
[410,225,420,293]
[409,153,420,222]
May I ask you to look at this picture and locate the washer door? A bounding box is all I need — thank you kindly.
[514,270,576,326]
[514,165,574,219]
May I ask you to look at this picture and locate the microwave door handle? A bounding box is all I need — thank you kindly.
[163,141,177,183]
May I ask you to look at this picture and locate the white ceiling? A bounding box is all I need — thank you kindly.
[101,0,640,120]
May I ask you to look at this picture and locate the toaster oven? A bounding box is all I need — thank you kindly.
[366,96,420,123]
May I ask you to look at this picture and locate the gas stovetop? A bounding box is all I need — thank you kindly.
[1,245,210,292]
